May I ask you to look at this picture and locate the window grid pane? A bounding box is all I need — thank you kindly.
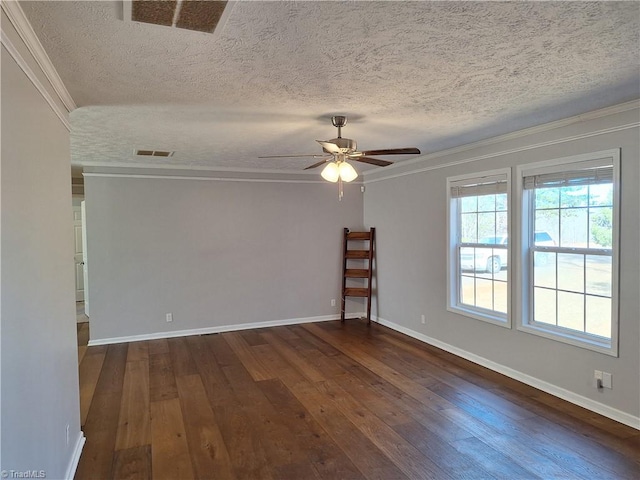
[455,187,508,319]
[532,181,613,340]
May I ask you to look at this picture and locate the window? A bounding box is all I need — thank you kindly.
[447,169,510,326]
[517,150,620,355]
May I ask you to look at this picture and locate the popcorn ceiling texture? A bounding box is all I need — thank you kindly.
[21,1,640,172]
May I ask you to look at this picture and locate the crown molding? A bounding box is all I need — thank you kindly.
[1,0,76,112]
[1,29,71,131]
[365,119,639,184]
[364,100,640,183]
[79,161,363,184]
[83,172,330,184]
[78,160,320,175]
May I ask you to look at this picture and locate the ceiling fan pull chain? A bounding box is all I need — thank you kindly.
[338,177,344,201]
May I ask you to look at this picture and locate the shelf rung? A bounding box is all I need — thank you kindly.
[345,269,369,278]
[345,250,369,259]
[344,287,369,297]
[347,232,371,240]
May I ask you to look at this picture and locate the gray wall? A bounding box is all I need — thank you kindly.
[1,34,81,478]
[85,176,364,342]
[363,106,640,420]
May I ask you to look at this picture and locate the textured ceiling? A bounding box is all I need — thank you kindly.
[20,1,640,174]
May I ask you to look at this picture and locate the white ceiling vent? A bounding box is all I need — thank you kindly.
[135,149,174,157]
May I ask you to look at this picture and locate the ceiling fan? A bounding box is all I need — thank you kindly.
[259,116,421,196]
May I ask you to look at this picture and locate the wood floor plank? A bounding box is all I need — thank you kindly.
[150,398,194,480]
[202,362,275,479]
[126,341,149,363]
[240,328,269,346]
[147,338,170,355]
[303,323,455,410]
[260,331,326,383]
[287,325,341,356]
[451,437,543,480]
[315,379,453,480]
[253,338,409,479]
[75,392,123,480]
[393,422,497,480]
[175,374,236,480]
[115,359,151,450]
[112,445,152,480]
[185,335,236,407]
[285,379,409,480]
[252,344,366,479]
[375,332,537,421]
[78,345,88,364]
[341,361,475,444]
[79,347,107,427]
[255,375,366,480]
[93,343,128,396]
[149,352,178,402]
[77,344,128,478]
[220,362,324,472]
[167,337,198,377]
[222,332,275,381]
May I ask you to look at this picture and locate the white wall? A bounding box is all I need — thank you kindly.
[1,19,82,479]
[363,104,640,425]
[84,174,364,342]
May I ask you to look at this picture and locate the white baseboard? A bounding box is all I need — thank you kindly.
[64,431,86,480]
[372,315,640,430]
[88,313,345,346]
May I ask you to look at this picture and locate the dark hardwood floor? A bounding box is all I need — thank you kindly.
[75,319,640,479]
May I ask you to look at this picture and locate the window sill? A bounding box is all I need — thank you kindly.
[517,322,617,357]
[447,305,511,329]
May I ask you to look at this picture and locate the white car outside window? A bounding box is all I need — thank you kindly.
[460,235,508,274]
[461,232,555,273]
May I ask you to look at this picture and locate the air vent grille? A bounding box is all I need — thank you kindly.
[135,150,174,157]
[128,0,229,34]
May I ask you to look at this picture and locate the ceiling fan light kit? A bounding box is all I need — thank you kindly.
[259,115,421,198]
[321,159,358,183]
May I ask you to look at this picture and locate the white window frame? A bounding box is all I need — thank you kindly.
[515,149,620,356]
[447,168,512,328]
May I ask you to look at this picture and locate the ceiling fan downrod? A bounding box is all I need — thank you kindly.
[331,115,347,138]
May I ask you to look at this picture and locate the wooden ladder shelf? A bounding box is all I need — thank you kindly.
[341,227,376,324]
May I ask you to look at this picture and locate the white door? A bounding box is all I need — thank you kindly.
[81,201,90,317]
[73,206,84,301]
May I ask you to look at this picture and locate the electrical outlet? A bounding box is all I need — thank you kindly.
[331,299,336,307]
[594,370,603,389]
[602,372,613,389]
[421,314,426,324]
[166,313,173,322]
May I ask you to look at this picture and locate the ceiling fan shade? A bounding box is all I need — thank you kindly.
[338,161,358,182]
[321,162,340,182]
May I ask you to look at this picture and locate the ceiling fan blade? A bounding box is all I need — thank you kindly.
[316,140,341,154]
[352,156,394,167]
[360,147,421,156]
[258,154,324,159]
[303,157,331,170]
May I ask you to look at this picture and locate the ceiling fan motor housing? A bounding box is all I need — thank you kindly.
[326,137,357,154]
